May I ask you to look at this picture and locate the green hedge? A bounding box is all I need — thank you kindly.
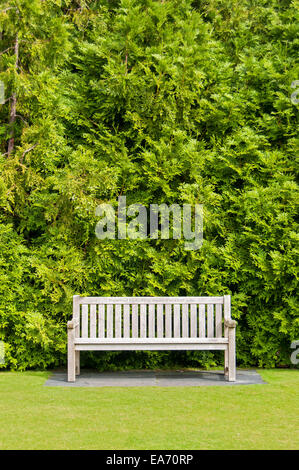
[0,0,298,370]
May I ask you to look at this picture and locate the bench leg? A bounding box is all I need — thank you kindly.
[67,328,76,382]
[228,327,236,382]
[224,327,229,377]
[224,350,229,377]
[75,351,80,376]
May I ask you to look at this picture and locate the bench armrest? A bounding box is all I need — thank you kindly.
[224,319,237,328]
[67,320,79,329]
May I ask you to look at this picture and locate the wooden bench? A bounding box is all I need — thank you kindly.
[67,295,237,382]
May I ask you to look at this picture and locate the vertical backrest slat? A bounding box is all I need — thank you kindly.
[106,304,113,338]
[198,304,206,337]
[123,304,130,338]
[157,304,164,338]
[140,304,147,338]
[190,304,197,337]
[81,304,89,338]
[173,304,180,337]
[165,304,172,338]
[182,304,189,337]
[73,295,80,338]
[90,304,97,338]
[207,304,214,337]
[223,295,231,340]
[215,304,222,337]
[132,304,138,338]
[115,304,121,337]
[148,304,155,337]
[223,295,231,320]
[98,304,105,338]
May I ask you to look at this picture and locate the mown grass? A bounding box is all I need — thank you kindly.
[0,369,298,449]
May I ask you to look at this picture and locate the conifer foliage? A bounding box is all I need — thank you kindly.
[0,0,298,370]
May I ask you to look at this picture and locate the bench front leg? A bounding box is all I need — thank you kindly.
[67,321,76,382]
[224,319,237,382]
[224,326,229,377]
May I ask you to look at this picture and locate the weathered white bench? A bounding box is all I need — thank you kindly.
[67,295,236,382]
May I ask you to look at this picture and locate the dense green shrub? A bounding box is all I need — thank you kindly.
[0,0,298,370]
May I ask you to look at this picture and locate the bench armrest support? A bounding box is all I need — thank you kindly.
[224,319,237,328]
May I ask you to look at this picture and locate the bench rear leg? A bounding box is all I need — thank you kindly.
[67,327,76,382]
[75,351,80,376]
[224,348,229,377]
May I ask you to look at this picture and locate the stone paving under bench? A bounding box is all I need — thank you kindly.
[44,369,266,387]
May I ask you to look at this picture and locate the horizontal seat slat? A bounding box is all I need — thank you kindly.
[75,337,228,344]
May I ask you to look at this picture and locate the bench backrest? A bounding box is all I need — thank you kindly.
[73,295,231,339]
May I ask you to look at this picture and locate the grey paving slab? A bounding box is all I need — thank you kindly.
[44,369,267,387]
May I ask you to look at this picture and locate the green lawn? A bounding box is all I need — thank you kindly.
[0,369,298,450]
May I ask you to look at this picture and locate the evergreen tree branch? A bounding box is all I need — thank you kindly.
[0,46,15,56]
[7,33,19,156]
[20,143,38,163]
[0,7,19,14]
